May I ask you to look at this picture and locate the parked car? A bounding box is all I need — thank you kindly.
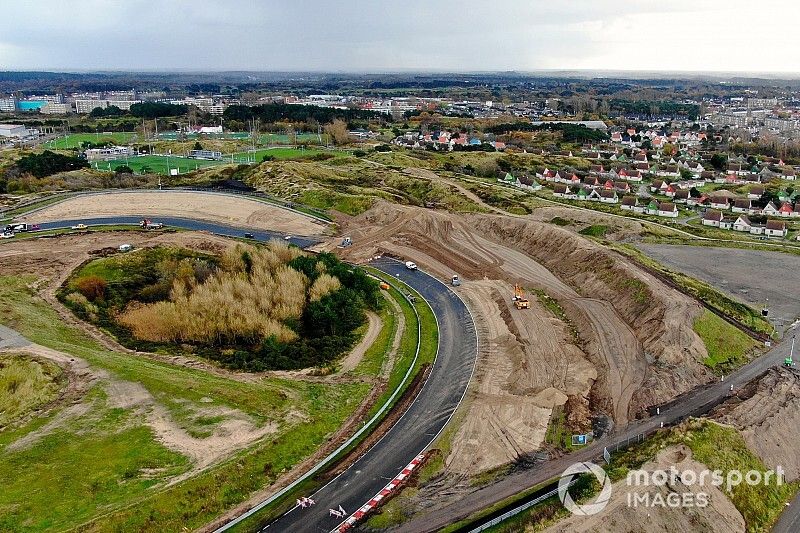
[243,232,255,239]
[1,231,15,239]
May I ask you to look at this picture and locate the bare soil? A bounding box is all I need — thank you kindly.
[20,191,327,236]
[713,367,800,482]
[543,445,745,533]
[331,201,712,472]
[337,311,382,374]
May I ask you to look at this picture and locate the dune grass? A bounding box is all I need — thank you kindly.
[0,355,63,428]
[693,310,758,372]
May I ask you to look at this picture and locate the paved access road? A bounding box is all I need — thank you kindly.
[261,257,477,532]
[29,216,320,248]
[396,331,796,533]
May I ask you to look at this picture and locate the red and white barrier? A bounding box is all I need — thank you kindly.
[333,453,426,532]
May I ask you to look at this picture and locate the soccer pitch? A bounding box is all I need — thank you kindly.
[43,132,138,149]
[94,154,223,174]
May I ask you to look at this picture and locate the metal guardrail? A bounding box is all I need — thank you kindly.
[214,267,428,532]
[466,483,571,533]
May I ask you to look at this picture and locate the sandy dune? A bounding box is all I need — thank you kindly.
[21,191,327,236]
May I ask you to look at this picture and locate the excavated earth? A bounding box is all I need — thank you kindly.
[712,366,800,482]
[330,201,713,474]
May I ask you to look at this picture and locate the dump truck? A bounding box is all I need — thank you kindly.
[512,283,530,310]
[139,219,164,229]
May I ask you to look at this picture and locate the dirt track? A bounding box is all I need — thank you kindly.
[20,191,327,236]
[330,201,712,475]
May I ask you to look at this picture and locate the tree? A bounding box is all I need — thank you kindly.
[679,169,693,180]
[710,153,727,170]
[324,119,351,146]
[193,141,203,151]
[114,165,133,174]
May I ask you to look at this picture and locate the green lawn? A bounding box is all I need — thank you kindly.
[93,154,223,175]
[0,274,390,531]
[43,132,138,150]
[694,310,758,372]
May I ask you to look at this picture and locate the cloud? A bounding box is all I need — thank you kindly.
[0,0,797,73]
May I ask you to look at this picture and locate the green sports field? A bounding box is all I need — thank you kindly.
[92,155,222,175]
[43,132,139,150]
[259,133,326,145]
[100,148,342,175]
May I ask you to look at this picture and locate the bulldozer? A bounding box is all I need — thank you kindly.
[512,283,530,310]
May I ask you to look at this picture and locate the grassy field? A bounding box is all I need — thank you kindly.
[91,154,223,175]
[43,132,139,150]
[694,310,758,372]
[0,273,391,531]
[0,355,63,428]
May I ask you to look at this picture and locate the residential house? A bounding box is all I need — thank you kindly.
[747,186,765,200]
[733,215,753,232]
[620,196,638,211]
[702,210,724,227]
[709,196,731,210]
[765,219,788,238]
[673,189,690,203]
[553,184,569,197]
[731,199,753,214]
[657,202,678,218]
[599,190,619,204]
[778,202,796,218]
[614,181,631,193]
[762,201,779,216]
[646,199,660,215]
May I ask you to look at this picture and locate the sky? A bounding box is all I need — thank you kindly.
[0,0,798,74]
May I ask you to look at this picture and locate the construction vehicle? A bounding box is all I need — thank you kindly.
[339,236,353,248]
[512,283,530,310]
[71,223,87,230]
[379,282,390,290]
[785,336,796,368]
[451,274,461,286]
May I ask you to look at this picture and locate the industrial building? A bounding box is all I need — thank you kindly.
[0,124,29,137]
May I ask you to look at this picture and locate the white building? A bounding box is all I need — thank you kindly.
[0,96,17,112]
[85,146,133,161]
[0,124,28,137]
[41,102,70,115]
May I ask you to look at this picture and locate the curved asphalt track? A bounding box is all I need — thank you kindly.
[261,257,477,532]
[11,217,479,532]
[31,216,320,248]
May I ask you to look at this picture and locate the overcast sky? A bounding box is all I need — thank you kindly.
[1,0,798,74]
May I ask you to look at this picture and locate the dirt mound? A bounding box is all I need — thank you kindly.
[544,444,745,533]
[22,191,327,236]
[340,202,710,418]
[713,367,800,482]
[446,280,596,473]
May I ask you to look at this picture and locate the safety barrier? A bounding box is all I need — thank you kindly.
[333,453,427,532]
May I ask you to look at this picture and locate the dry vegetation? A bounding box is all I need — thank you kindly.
[119,243,308,344]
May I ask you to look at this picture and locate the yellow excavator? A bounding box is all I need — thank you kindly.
[513,284,530,310]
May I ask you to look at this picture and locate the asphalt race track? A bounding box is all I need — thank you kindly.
[260,257,477,532]
[31,216,319,248]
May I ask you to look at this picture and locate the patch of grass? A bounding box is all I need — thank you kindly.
[0,275,385,531]
[548,216,571,226]
[694,310,758,372]
[0,405,190,533]
[0,355,63,428]
[578,224,609,237]
[43,132,138,150]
